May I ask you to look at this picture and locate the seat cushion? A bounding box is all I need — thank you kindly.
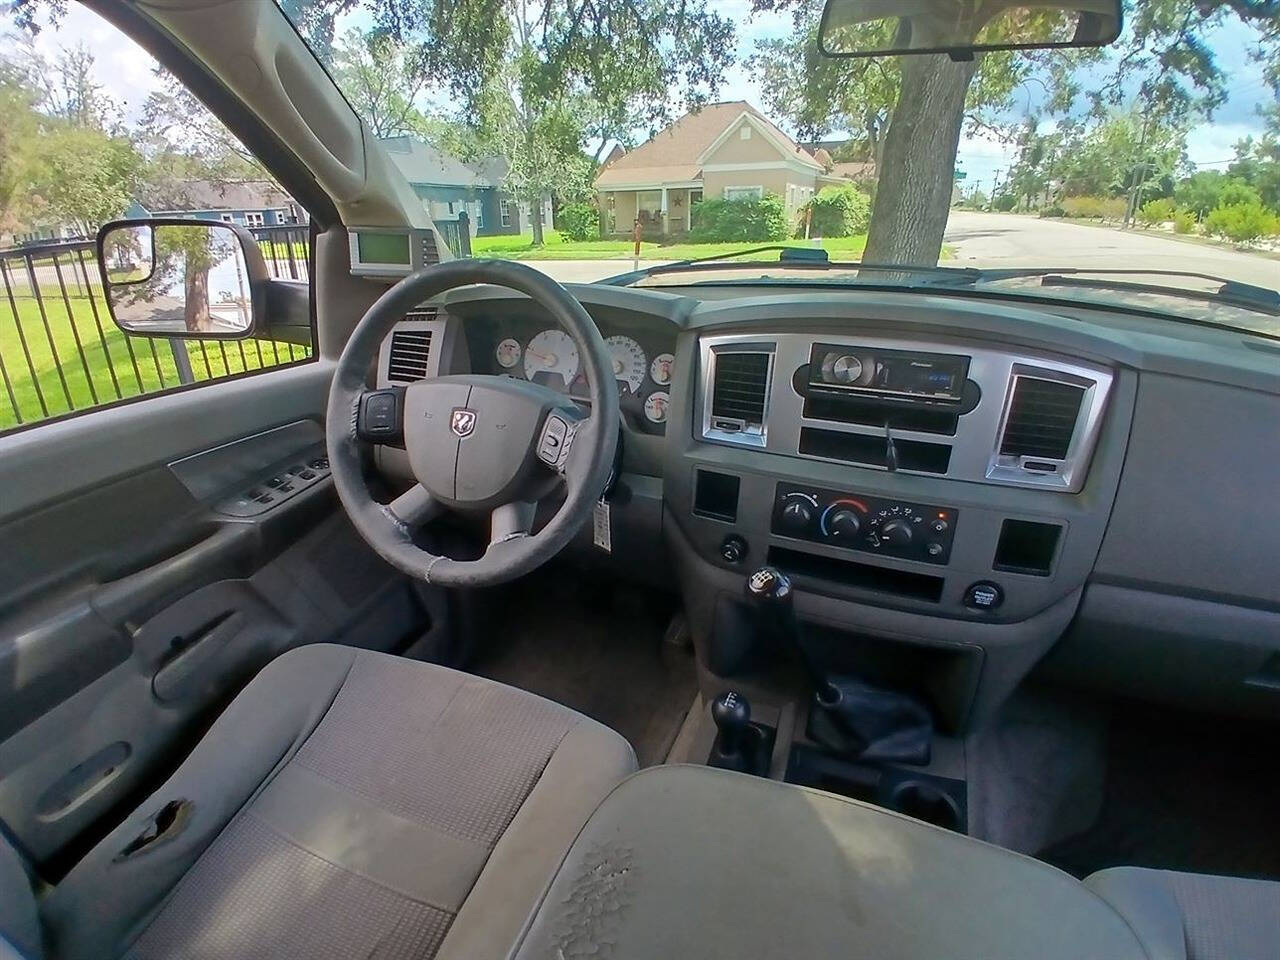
[511,765,1151,960]
[1086,866,1280,960]
[41,644,635,960]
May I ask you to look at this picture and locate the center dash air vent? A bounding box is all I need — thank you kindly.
[710,351,771,433]
[998,375,1085,461]
[385,311,437,384]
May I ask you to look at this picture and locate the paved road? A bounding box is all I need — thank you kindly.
[943,211,1278,288]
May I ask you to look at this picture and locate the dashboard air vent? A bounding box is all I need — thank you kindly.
[386,318,435,384]
[999,376,1085,461]
[711,352,771,430]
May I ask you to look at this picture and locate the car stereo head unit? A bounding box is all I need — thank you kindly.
[809,343,970,404]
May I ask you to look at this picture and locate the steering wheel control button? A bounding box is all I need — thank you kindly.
[358,389,403,443]
[719,534,748,565]
[964,581,1004,611]
[538,415,570,466]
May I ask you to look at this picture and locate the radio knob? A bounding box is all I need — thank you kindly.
[826,508,861,539]
[781,500,813,529]
[881,517,914,547]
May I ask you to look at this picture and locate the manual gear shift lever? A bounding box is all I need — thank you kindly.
[745,566,825,690]
[745,566,933,765]
[711,690,750,760]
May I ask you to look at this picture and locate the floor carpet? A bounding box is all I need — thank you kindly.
[1040,702,1280,880]
[468,569,697,768]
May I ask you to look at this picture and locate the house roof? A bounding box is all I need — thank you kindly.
[829,160,877,181]
[381,136,488,188]
[146,180,293,213]
[595,101,820,189]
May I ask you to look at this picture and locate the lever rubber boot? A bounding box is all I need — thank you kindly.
[809,676,933,765]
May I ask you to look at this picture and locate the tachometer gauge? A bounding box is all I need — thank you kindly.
[649,352,674,386]
[644,391,670,424]
[606,335,646,394]
[523,329,579,390]
[495,337,522,369]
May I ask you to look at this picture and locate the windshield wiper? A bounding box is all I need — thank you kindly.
[603,248,983,286]
[939,267,1280,315]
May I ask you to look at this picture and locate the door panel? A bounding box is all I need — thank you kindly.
[0,362,424,865]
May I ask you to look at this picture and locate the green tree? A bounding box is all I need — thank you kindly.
[24,125,141,235]
[751,0,1278,264]
[329,29,430,139]
[287,0,734,246]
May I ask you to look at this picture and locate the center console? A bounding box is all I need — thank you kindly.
[662,295,1136,735]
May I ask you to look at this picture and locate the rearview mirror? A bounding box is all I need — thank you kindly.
[96,219,265,339]
[818,0,1122,58]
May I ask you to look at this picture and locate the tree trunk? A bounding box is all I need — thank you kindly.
[530,198,545,246]
[184,265,212,332]
[863,55,977,266]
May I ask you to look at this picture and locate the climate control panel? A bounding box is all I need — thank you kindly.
[771,483,957,565]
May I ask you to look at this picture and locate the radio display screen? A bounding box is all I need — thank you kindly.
[808,344,970,403]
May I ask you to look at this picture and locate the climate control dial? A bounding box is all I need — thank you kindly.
[772,483,957,565]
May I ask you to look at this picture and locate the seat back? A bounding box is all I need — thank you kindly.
[0,831,40,959]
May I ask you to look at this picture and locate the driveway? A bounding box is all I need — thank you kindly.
[943,212,1278,288]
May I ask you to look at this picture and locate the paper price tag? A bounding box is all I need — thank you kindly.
[592,500,612,553]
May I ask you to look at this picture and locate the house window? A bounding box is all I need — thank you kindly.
[447,201,455,215]
[245,211,264,227]
[220,214,234,223]
[740,126,752,140]
[539,203,547,225]
[724,186,763,202]
[473,201,484,229]
[500,199,511,227]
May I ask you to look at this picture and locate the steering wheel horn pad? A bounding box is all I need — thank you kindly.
[403,375,564,510]
[325,258,620,588]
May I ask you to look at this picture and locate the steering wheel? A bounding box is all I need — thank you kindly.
[325,259,620,587]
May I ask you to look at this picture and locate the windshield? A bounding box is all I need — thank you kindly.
[274,0,1278,333]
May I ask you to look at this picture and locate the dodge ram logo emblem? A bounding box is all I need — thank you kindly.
[450,408,477,438]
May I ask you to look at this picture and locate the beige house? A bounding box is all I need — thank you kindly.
[595,102,847,236]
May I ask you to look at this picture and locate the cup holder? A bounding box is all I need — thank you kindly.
[890,780,963,831]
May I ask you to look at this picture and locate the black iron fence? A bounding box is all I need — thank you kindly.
[0,225,314,433]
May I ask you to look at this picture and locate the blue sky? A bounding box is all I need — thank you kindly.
[14,0,1276,198]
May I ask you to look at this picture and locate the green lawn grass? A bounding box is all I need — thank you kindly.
[470,230,869,261]
[0,273,311,431]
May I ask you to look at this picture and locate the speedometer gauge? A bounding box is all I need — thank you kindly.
[605,335,646,394]
[523,329,579,390]
[495,337,522,369]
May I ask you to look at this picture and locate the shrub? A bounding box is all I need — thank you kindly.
[803,185,871,237]
[556,202,600,242]
[688,194,788,243]
[1217,179,1262,209]
[1203,201,1280,243]
[1173,210,1197,234]
[992,193,1017,212]
[1061,195,1127,219]
[1137,197,1176,226]
[1039,203,1066,218]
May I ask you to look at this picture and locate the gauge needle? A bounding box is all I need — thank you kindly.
[526,349,556,365]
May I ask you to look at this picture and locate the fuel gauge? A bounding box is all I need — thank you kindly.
[495,337,522,369]
[644,391,670,424]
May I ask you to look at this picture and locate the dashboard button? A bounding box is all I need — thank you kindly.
[964,581,1004,611]
[720,535,748,564]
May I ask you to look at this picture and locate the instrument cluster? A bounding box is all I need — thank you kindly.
[473,319,676,434]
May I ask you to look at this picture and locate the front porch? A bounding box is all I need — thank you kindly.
[601,185,703,237]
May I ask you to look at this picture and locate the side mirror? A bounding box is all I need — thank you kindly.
[95,219,268,339]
